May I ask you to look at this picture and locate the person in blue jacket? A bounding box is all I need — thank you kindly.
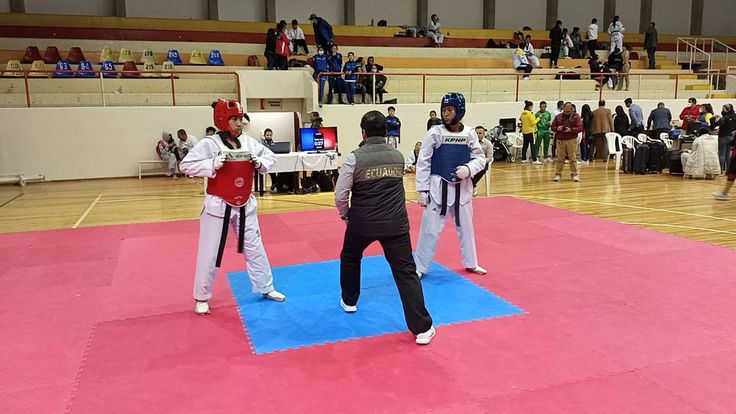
[386,106,401,148]
[342,51,359,105]
[327,44,345,104]
[309,13,334,52]
[312,46,329,105]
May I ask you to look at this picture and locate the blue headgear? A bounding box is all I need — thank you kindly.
[440,92,466,126]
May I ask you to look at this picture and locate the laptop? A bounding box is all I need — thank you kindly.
[269,142,291,154]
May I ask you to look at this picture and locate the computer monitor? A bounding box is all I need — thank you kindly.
[499,118,517,133]
[299,127,338,151]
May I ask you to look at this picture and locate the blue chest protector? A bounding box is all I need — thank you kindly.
[430,132,471,182]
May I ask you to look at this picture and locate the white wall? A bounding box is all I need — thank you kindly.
[427,0,483,29]
[24,0,115,15]
[495,0,546,31]
[701,0,733,37]
[277,0,344,25]
[616,0,641,35]
[126,0,209,19]
[652,0,691,35]
[4,98,731,181]
[218,0,265,22]
[0,0,11,13]
[355,0,415,27]
[558,0,603,32]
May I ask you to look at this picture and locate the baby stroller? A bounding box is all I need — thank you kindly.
[488,125,515,163]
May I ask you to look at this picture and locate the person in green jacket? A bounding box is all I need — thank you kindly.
[535,101,553,162]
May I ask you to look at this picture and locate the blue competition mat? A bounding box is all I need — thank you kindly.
[228,256,523,354]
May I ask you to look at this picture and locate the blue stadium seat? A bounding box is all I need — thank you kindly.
[167,49,182,65]
[208,49,225,66]
[53,59,74,78]
[100,61,117,78]
[75,60,95,77]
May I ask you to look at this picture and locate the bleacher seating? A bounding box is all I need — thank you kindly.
[121,61,139,78]
[141,62,159,78]
[161,60,175,73]
[208,49,225,66]
[53,60,73,78]
[167,50,182,65]
[99,47,114,63]
[189,49,206,65]
[117,48,135,64]
[100,60,117,78]
[142,49,157,64]
[2,60,23,77]
[75,60,95,78]
[43,46,62,64]
[29,60,49,77]
[21,46,42,64]
[67,47,86,64]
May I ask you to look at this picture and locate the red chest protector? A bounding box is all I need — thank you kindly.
[206,160,254,206]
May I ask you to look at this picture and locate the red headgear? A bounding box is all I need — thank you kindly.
[212,99,249,137]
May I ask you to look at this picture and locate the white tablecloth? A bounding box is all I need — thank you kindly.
[269,151,339,173]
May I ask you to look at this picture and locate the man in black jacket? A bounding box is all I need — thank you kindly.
[549,20,563,68]
[334,110,435,345]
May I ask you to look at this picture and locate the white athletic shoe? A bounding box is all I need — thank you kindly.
[572,175,580,182]
[545,157,554,163]
[520,159,530,164]
[415,326,436,345]
[713,191,729,201]
[532,160,542,165]
[340,299,357,313]
[263,290,286,302]
[467,266,488,275]
[195,301,210,315]
[553,175,561,182]
[473,187,478,196]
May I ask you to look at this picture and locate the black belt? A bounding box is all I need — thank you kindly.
[439,180,462,227]
[215,204,246,268]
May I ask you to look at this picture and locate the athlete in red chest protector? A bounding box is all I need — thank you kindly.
[180,99,286,315]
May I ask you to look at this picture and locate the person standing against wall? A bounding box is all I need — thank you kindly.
[586,18,599,58]
[607,16,625,53]
[549,20,563,68]
[644,22,658,69]
[386,106,401,148]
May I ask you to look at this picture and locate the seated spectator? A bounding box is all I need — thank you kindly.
[472,125,493,195]
[363,58,387,103]
[588,55,611,90]
[427,14,444,47]
[512,46,533,79]
[155,131,179,179]
[309,111,324,128]
[405,142,422,173]
[427,110,442,130]
[570,27,583,58]
[261,128,280,192]
[205,126,216,136]
[353,56,368,103]
[521,35,541,68]
[288,19,309,55]
[682,128,720,179]
[607,48,624,88]
[176,129,198,159]
[562,28,573,58]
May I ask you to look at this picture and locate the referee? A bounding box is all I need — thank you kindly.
[334,110,435,345]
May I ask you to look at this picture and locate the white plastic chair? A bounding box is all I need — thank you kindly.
[637,133,649,143]
[621,135,637,153]
[507,132,524,162]
[658,132,674,150]
[605,132,623,171]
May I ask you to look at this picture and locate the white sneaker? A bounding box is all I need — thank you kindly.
[532,160,542,165]
[545,157,553,163]
[263,290,286,302]
[415,326,436,345]
[416,270,423,279]
[713,191,729,201]
[473,187,478,196]
[553,175,561,182]
[467,265,487,275]
[195,301,210,315]
[340,299,357,313]
[572,175,580,182]
[520,159,530,164]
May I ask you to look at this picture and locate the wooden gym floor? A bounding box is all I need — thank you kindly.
[1,161,735,249]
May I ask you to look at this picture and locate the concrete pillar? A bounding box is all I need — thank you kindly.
[417,0,428,27]
[639,0,652,33]
[483,0,496,29]
[344,0,355,25]
[208,0,219,20]
[265,0,275,22]
[545,0,558,29]
[603,0,616,30]
[690,0,703,36]
[113,0,126,17]
[10,0,25,13]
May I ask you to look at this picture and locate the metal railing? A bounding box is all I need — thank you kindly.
[5,68,241,108]
[315,70,711,104]
[677,37,715,84]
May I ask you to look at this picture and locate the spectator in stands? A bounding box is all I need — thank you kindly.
[343,52,358,105]
[549,20,563,68]
[310,111,324,128]
[613,105,630,137]
[327,44,345,104]
[309,13,334,52]
[275,20,291,70]
[521,35,541,68]
[580,104,594,164]
[427,14,444,47]
[205,126,216,136]
[645,22,658,69]
[535,101,553,163]
[607,47,624,88]
[607,16,625,53]
[512,46,533,79]
[551,102,583,181]
[570,27,582,58]
[616,45,631,91]
[427,110,442,130]
[562,28,573,58]
[586,18,599,58]
[682,128,721,179]
[471,126,493,196]
[156,131,179,179]
[386,106,401,148]
[353,56,368,103]
[699,103,715,128]
[588,54,609,90]
[365,56,384,72]
[176,129,198,159]
[712,104,736,171]
[363,60,387,104]
[405,141,422,173]
[591,100,614,161]
[680,97,702,134]
[713,143,736,200]
[625,98,644,134]
[647,102,673,139]
[289,19,309,55]
[312,46,329,104]
[264,23,278,70]
[520,100,541,164]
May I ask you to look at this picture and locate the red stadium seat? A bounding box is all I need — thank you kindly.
[43,46,62,64]
[67,47,86,64]
[21,46,43,64]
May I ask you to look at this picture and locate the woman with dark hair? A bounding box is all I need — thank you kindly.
[613,105,630,136]
[712,103,736,171]
[580,104,594,163]
[520,100,541,164]
[699,103,715,128]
